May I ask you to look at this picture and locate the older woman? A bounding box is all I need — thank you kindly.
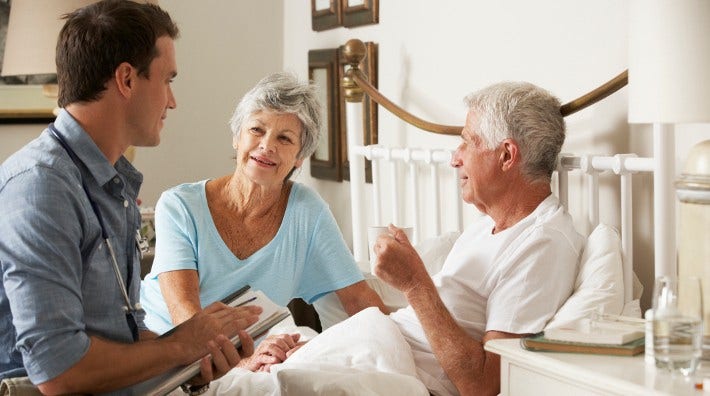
[140,72,385,339]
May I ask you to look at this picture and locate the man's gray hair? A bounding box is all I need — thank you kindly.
[464,82,565,182]
[229,72,322,159]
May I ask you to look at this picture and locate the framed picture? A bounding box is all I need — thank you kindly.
[0,2,56,124]
[338,41,377,182]
[341,0,379,28]
[311,0,342,31]
[308,48,342,181]
[0,85,57,124]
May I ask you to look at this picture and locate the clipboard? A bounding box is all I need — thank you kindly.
[129,285,291,395]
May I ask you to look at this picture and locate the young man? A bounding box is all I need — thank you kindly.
[0,1,259,394]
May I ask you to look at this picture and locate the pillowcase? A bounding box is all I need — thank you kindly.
[545,223,625,329]
[366,230,461,312]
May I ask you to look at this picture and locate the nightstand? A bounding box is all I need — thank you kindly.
[485,338,708,395]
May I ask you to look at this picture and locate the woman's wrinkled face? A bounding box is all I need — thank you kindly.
[234,110,303,188]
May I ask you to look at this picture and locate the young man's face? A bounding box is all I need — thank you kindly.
[128,36,177,147]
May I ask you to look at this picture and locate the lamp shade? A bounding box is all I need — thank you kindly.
[2,0,97,77]
[628,0,710,123]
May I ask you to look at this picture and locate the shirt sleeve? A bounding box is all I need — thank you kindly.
[485,227,578,334]
[295,200,364,304]
[150,189,200,276]
[0,169,91,383]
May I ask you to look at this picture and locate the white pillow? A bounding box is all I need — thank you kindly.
[313,231,460,329]
[545,223,625,329]
[366,230,461,312]
[414,231,461,275]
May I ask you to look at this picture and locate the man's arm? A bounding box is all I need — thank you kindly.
[402,276,526,395]
[37,303,260,395]
[373,225,526,396]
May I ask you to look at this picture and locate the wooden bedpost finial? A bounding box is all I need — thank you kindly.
[342,39,366,102]
[343,39,366,66]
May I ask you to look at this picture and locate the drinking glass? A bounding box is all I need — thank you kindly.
[652,276,704,376]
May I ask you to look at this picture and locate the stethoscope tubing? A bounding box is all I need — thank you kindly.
[48,124,142,315]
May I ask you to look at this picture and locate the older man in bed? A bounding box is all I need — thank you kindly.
[373,82,584,396]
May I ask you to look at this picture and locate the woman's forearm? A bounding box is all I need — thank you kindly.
[158,269,203,325]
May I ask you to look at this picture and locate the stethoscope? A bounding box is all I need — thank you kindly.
[48,124,144,330]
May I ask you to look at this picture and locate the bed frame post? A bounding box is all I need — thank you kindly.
[654,123,677,281]
[342,40,369,264]
[614,154,637,303]
[581,155,600,234]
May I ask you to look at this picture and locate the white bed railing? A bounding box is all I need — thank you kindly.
[557,154,654,302]
[352,145,461,245]
[348,142,653,304]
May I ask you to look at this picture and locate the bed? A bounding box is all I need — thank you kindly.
[315,39,648,324]
[202,38,656,396]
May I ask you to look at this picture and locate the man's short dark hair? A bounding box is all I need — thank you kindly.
[56,0,179,107]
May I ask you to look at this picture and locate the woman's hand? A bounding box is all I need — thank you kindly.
[238,333,304,372]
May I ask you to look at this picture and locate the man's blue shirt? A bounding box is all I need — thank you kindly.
[0,109,144,384]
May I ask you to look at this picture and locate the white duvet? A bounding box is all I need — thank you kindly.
[204,307,429,396]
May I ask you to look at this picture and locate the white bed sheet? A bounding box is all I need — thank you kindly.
[204,308,428,395]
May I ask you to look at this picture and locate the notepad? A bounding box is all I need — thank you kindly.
[131,286,291,396]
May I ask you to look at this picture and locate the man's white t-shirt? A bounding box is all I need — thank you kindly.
[390,195,584,395]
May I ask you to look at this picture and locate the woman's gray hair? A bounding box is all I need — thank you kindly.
[229,72,322,159]
[464,82,565,182]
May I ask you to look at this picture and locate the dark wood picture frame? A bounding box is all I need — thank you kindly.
[0,3,56,124]
[338,41,377,182]
[311,0,342,31]
[341,0,379,28]
[308,48,342,181]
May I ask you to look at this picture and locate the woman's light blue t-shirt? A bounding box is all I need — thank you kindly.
[140,181,362,334]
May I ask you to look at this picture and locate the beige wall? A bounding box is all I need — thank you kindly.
[2,1,710,309]
[135,0,283,204]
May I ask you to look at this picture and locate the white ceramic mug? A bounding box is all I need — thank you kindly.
[367,225,413,273]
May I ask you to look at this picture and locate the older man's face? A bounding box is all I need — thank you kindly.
[450,111,503,213]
